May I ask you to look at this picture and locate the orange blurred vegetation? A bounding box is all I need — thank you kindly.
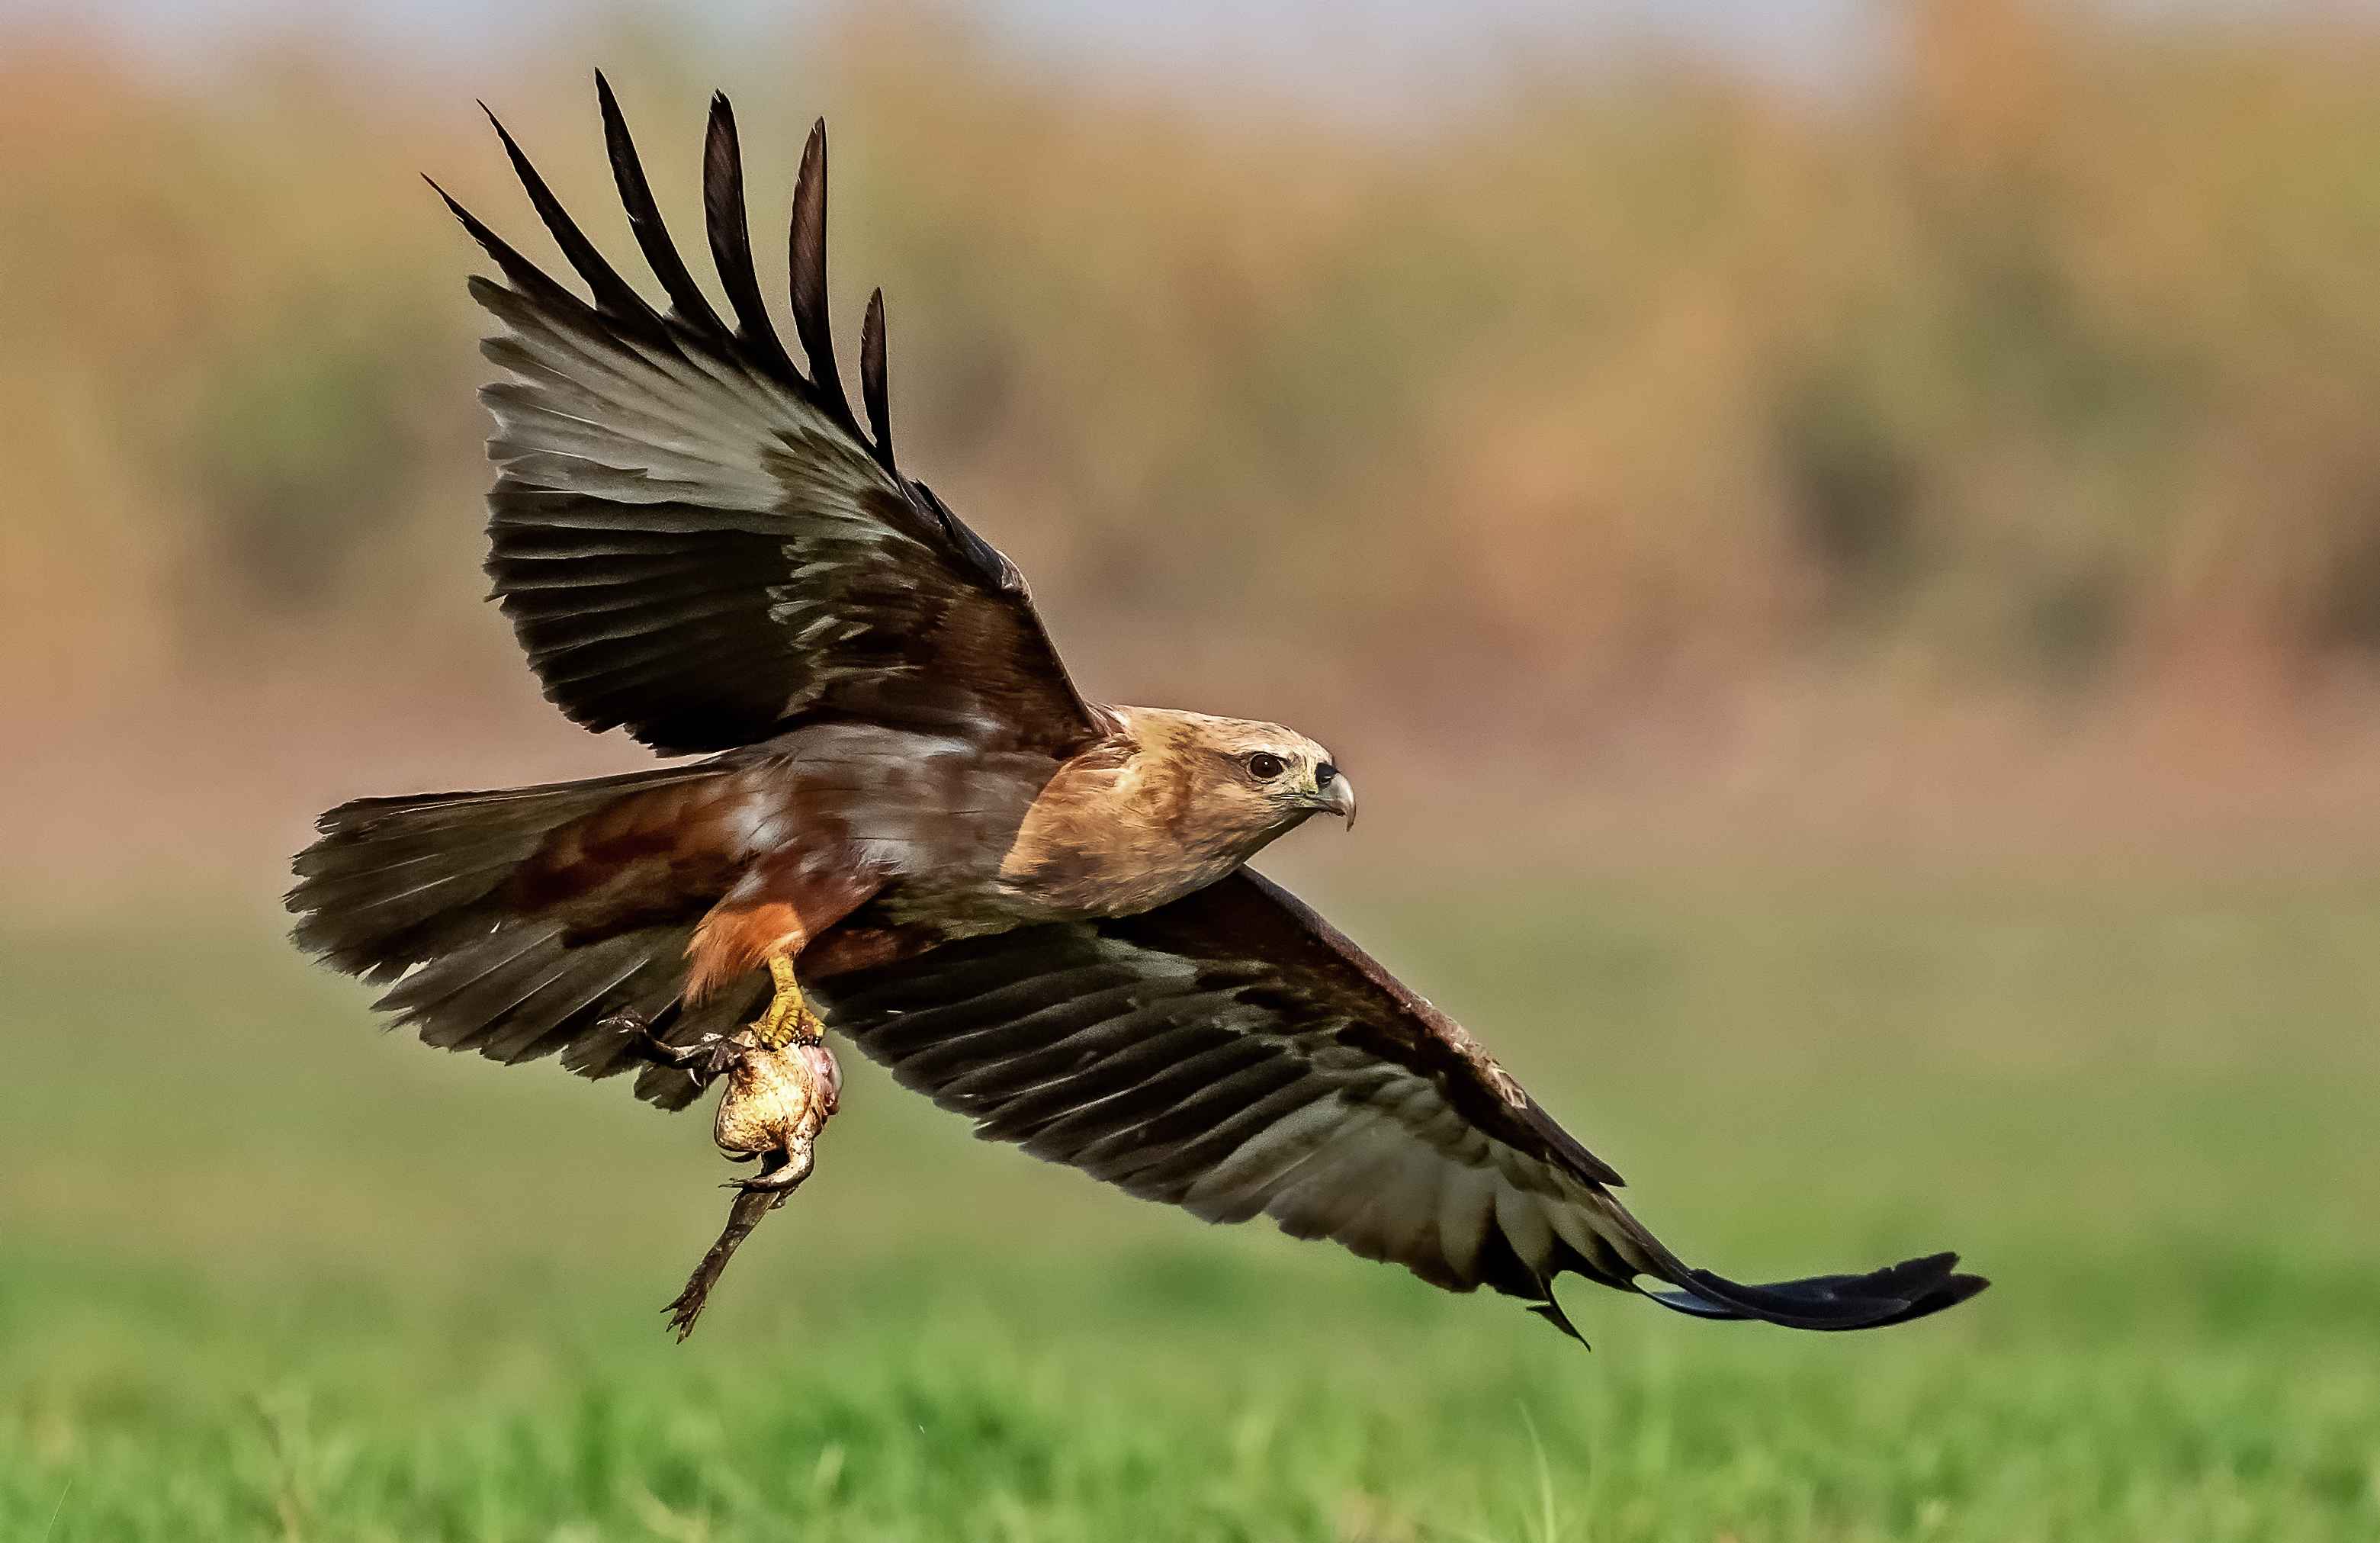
[11,1,2380,889]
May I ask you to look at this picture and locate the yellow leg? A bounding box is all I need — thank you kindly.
[750,953,824,1048]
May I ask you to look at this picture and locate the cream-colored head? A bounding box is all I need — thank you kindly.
[1116,706,1356,842]
[1002,706,1357,921]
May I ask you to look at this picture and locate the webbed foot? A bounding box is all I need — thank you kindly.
[665,1145,811,1340]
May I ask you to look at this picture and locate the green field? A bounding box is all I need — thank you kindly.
[5,873,2376,1541]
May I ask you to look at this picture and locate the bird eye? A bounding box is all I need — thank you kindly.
[1315,763,1338,788]
[1246,752,1286,781]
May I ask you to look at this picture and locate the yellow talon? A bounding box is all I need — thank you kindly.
[750,953,823,1048]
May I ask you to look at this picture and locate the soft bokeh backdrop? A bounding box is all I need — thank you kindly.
[4,2,2378,1538]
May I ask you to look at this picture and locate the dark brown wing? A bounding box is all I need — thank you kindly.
[432,79,1108,757]
[814,870,1986,1337]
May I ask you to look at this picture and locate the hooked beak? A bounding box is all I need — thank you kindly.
[1318,773,1357,830]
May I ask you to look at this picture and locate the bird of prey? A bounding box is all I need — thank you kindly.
[288,79,1986,1341]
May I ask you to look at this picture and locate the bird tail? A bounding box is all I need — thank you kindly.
[287,765,755,1107]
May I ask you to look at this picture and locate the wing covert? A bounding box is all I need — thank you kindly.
[439,79,1108,757]
[813,870,1987,1337]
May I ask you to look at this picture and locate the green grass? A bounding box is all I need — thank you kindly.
[5,872,2377,1540]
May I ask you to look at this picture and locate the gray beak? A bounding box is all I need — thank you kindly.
[1320,774,1357,830]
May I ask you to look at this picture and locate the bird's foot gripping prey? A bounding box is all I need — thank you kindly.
[749,955,826,1050]
[608,1001,843,1338]
[287,76,1987,1352]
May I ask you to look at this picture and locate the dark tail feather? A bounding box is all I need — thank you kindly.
[287,765,750,1103]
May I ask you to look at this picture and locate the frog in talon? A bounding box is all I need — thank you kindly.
[599,1011,843,1336]
[713,1033,840,1193]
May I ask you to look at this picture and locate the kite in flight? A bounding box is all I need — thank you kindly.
[289,78,1987,1340]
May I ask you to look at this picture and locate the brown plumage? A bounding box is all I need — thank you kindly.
[288,77,1986,1341]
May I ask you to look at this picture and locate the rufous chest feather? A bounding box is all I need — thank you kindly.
[994,752,1269,921]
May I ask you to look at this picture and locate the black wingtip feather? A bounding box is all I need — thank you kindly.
[595,72,732,342]
[701,92,801,383]
[1644,1250,1990,1331]
[479,101,660,329]
[471,82,895,463]
[860,288,893,469]
[424,175,582,315]
[789,117,856,428]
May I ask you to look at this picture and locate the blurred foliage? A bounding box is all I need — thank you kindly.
[5,875,2376,1538]
[9,1,2380,728]
[6,14,2379,1528]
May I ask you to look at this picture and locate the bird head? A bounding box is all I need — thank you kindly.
[1127,709,1356,847]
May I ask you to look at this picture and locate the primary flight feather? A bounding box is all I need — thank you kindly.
[288,77,1987,1340]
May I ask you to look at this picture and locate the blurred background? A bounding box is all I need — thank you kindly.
[5,2,2378,1539]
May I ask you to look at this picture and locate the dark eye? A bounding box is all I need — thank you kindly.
[1315,763,1338,788]
[1246,752,1286,781]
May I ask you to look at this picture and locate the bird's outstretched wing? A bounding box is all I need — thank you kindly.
[814,870,1987,1337]
[432,77,1110,757]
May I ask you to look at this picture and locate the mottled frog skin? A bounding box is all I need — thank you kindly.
[659,1033,846,1340]
[713,1035,840,1163]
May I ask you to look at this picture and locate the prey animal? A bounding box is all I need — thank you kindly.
[289,79,1987,1341]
